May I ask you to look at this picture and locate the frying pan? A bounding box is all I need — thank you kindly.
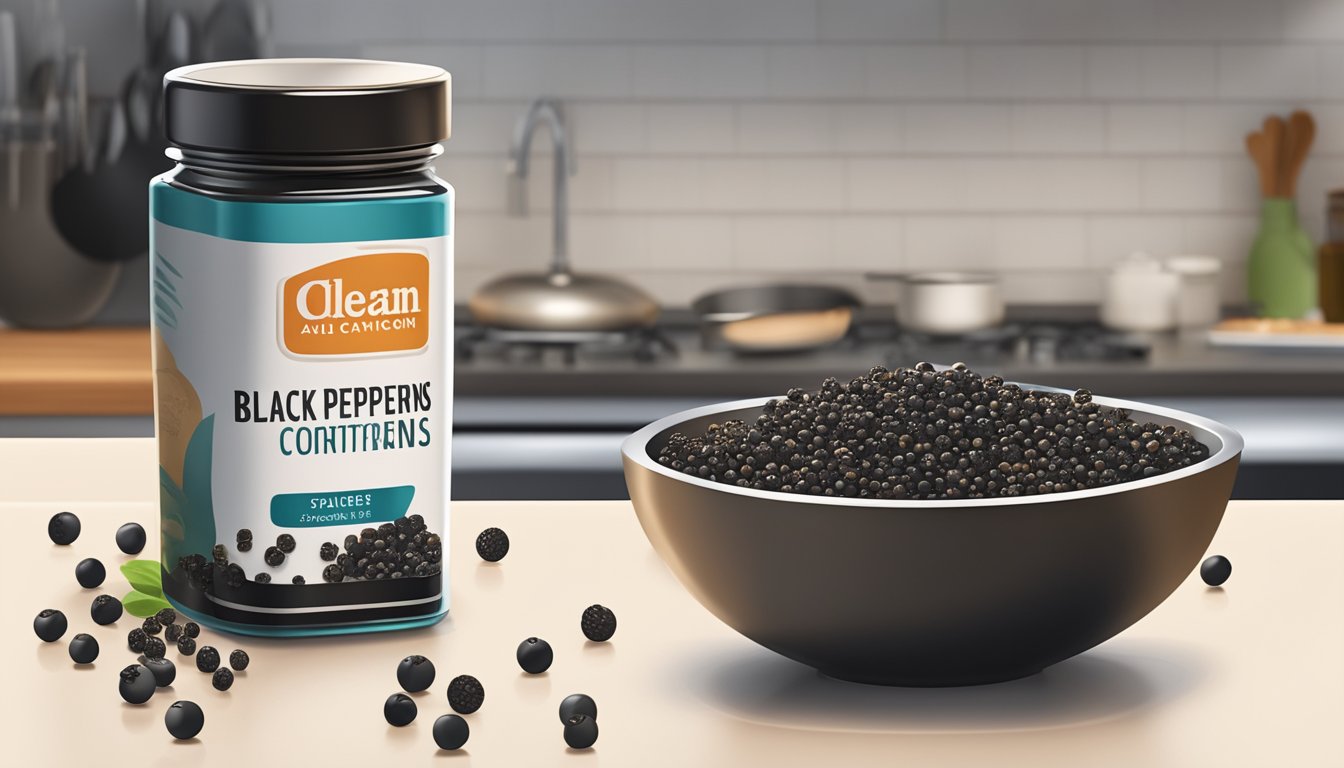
[691,284,859,353]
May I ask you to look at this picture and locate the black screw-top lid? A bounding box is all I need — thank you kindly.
[163,58,450,154]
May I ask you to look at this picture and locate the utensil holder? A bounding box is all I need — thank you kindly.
[1248,198,1316,318]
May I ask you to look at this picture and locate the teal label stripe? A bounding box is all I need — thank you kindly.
[151,180,450,243]
[271,485,416,528]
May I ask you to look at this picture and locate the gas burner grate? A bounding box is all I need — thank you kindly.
[456,326,678,365]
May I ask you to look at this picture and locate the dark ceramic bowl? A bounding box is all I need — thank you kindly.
[622,392,1242,687]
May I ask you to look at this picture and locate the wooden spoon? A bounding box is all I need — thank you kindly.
[1246,130,1275,199]
[1281,110,1315,198]
[1262,115,1286,198]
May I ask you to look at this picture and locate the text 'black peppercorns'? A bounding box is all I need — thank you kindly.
[75,558,106,589]
[165,701,204,740]
[433,714,469,750]
[116,522,147,554]
[476,527,509,562]
[48,511,81,545]
[68,633,99,664]
[655,365,1210,500]
[397,655,435,693]
[581,605,617,642]
[447,675,485,714]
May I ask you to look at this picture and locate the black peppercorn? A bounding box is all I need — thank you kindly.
[119,664,156,704]
[255,573,271,584]
[476,527,510,562]
[177,635,197,656]
[165,623,183,642]
[155,608,177,625]
[397,655,435,693]
[383,693,416,726]
[142,657,176,687]
[90,594,123,625]
[229,650,249,671]
[165,700,204,740]
[184,621,200,638]
[116,522,147,554]
[276,533,296,553]
[433,714,469,750]
[447,675,485,714]
[212,667,234,691]
[516,637,553,674]
[292,575,305,585]
[48,511,81,545]
[68,633,99,664]
[581,605,617,642]
[558,693,597,723]
[196,646,220,672]
[322,563,343,583]
[264,546,285,567]
[127,627,147,652]
[143,636,167,660]
[1201,555,1232,586]
[142,616,162,635]
[563,714,599,749]
[75,558,106,589]
[319,542,338,561]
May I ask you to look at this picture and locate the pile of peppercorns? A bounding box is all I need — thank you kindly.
[174,515,444,589]
[37,512,255,741]
[656,363,1210,500]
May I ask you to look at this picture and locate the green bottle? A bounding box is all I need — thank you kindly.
[1248,198,1317,318]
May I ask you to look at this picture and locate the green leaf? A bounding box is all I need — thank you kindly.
[120,560,163,598]
[123,590,172,618]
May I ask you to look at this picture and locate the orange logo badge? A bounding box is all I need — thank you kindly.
[281,252,429,356]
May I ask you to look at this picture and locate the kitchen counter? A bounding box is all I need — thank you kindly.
[4,438,1341,767]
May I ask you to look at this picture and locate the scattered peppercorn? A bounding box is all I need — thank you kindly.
[1201,555,1232,586]
[292,575,305,585]
[127,627,148,652]
[142,657,176,687]
[184,622,200,638]
[212,544,229,567]
[383,693,417,726]
[48,511,81,545]
[143,637,167,660]
[655,365,1210,500]
[116,522,147,555]
[581,605,617,642]
[165,700,204,740]
[433,714,470,750]
[397,655,435,693]
[236,528,253,546]
[322,563,343,583]
[236,539,252,553]
[75,558,106,589]
[165,623,182,642]
[142,616,162,635]
[255,573,271,584]
[517,637,554,674]
[558,693,597,723]
[119,664,156,704]
[476,527,510,562]
[319,542,338,561]
[68,633,99,664]
[447,675,485,714]
[563,713,599,749]
[196,646,220,673]
[276,533,296,553]
[155,608,177,625]
[90,595,123,625]
[229,650,249,671]
[212,667,234,691]
[80,608,116,643]
[264,546,285,567]
[177,635,197,656]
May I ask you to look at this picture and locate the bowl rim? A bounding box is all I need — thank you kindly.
[621,384,1244,509]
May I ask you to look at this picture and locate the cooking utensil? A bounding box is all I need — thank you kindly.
[470,98,658,332]
[1246,112,1317,318]
[1099,252,1179,332]
[0,141,121,327]
[56,48,88,172]
[691,284,858,353]
[869,271,1004,335]
[623,390,1242,686]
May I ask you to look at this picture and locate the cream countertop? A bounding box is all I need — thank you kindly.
[2,439,1341,767]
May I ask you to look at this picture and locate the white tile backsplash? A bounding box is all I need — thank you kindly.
[266,0,1344,305]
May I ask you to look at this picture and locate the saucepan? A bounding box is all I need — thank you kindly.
[868,271,1004,335]
[691,284,859,353]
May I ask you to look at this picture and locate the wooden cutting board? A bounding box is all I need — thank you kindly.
[1207,318,1344,349]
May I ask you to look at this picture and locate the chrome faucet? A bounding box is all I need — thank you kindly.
[506,98,576,280]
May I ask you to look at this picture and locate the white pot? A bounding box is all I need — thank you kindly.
[893,272,1005,335]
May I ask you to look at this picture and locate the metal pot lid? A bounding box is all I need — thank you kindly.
[468,271,659,332]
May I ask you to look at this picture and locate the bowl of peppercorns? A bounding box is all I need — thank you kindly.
[622,363,1242,686]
